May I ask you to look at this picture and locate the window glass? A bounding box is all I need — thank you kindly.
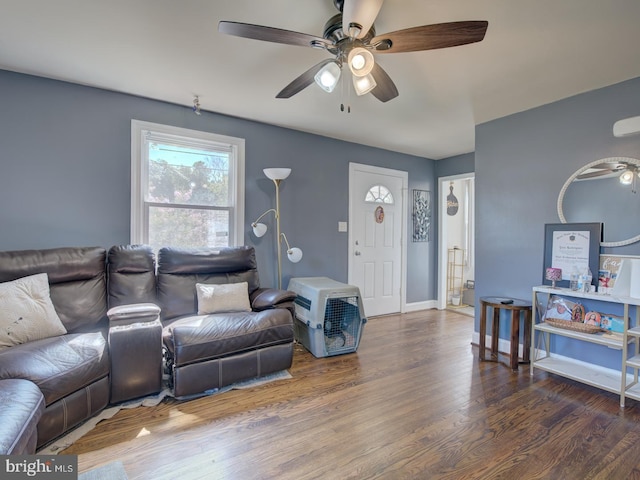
[365,185,394,204]
[131,121,245,251]
[147,143,229,206]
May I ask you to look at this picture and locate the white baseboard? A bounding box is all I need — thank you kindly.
[471,331,528,358]
[404,300,437,312]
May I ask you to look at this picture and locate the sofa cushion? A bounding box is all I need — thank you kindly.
[0,332,109,405]
[0,273,67,350]
[108,245,157,309]
[0,247,108,332]
[157,246,260,321]
[196,282,251,314]
[163,308,293,367]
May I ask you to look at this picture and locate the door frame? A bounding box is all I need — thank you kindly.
[437,172,475,310]
[348,162,408,314]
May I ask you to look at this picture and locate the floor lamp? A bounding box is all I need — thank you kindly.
[251,168,303,289]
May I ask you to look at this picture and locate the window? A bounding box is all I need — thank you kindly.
[365,185,394,204]
[131,120,245,251]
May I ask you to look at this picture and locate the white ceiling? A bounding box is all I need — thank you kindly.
[1,0,640,159]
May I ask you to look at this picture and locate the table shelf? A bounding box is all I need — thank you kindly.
[535,322,626,349]
[627,355,640,369]
[532,355,631,395]
[531,286,640,407]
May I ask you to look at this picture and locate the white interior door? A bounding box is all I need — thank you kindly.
[349,163,407,317]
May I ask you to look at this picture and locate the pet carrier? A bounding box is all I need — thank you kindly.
[287,277,366,358]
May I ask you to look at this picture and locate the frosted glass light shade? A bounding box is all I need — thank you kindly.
[287,247,303,263]
[252,222,268,237]
[348,47,374,77]
[263,168,291,180]
[620,170,634,185]
[353,73,377,96]
[314,62,341,93]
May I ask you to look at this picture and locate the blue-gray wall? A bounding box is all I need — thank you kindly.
[0,69,436,302]
[473,76,640,369]
[435,152,474,179]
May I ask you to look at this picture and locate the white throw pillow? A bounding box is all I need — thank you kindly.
[196,281,252,314]
[0,273,67,350]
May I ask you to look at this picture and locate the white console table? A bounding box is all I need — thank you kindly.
[531,286,640,407]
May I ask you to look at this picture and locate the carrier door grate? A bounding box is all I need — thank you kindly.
[324,296,360,353]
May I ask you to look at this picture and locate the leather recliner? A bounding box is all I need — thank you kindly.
[110,245,296,399]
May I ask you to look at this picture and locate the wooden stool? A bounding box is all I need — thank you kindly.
[479,296,532,371]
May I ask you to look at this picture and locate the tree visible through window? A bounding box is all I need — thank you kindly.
[131,121,245,251]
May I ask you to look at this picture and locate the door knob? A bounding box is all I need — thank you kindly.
[355,251,361,256]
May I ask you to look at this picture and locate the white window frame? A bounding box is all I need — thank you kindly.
[130,120,245,247]
[365,184,395,204]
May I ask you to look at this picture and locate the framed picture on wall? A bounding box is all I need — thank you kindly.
[542,222,602,288]
[412,189,431,242]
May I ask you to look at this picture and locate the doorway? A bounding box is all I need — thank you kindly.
[348,163,407,317]
[437,173,475,316]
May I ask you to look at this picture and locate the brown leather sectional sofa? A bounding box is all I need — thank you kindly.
[0,245,295,453]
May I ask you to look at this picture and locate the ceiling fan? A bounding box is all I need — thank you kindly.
[218,0,488,103]
[577,161,640,193]
[577,163,630,180]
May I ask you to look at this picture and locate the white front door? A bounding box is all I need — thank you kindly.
[348,163,406,317]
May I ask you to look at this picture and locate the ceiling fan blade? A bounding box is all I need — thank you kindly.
[342,0,384,39]
[276,59,335,99]
[577,164,626,179]
[369,63,398,102]
[578,170,615,180]
[218,21,331,49]
[371,21,488,53]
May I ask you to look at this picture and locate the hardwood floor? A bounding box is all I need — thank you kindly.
[63,309,640,479]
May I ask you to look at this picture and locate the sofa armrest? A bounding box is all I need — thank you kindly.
[250,288,297,311]
[107,303,163,404]
[107,303,161,327]
[0,379,44,455]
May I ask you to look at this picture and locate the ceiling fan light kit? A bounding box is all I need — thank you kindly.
[619,170,634,185]
[218,0,488,103]
[347,47,374,76]
[353,73,377,96]
[314,61,342,92]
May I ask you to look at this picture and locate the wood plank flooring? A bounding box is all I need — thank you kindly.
[63,309,640,479]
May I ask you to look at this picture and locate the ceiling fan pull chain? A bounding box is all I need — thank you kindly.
[339,65,350,113]
[339,65,344,111]
[346,70,351,113]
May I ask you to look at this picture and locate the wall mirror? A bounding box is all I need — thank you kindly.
[557,157,640,247]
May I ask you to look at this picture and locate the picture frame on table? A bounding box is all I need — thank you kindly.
[598,254,625,294]
[542,222,602,288]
